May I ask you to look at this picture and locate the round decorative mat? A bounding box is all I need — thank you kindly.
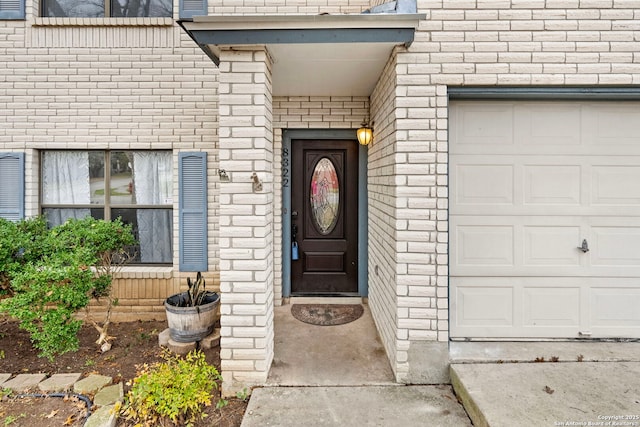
[291,304,364,326]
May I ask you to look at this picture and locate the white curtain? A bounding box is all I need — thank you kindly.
[42,152,91,225]
[133,152,173,263]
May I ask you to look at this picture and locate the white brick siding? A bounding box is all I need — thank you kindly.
[4,0,640,390]
[209,0,374,15]
[0,4,220,317]
[218,48,275,393]
[367,0,640,382]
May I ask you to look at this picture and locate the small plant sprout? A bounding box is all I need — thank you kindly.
[236,388,250,402]
[3,414,26,426]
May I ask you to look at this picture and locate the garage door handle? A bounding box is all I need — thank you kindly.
[578,239,589,253]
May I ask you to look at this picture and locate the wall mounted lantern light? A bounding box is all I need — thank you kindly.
[357,120,374,146]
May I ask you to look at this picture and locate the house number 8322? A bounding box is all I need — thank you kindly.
[282,147,290,187]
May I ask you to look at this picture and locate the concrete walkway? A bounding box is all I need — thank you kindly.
[450,341,640,426]
[452,362,640,427]
[242,301,473,426]
[242,302,640,426]
[241,385,473,427]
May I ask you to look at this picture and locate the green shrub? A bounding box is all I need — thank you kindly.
[0,216,136,359]
[119,349,222,427]
[0,217,48,294]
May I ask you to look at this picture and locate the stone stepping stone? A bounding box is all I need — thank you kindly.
[201,329,221,349]
[158,328,171,346]
[94,382,123,407]
[2,373,47,393]
[73,374,112,395]
[84,404,117,427]
[167,338,196,355]
[38,373,82,393]
[0,373,11,385]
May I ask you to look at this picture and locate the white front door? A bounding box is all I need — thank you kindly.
[450,100,640,339]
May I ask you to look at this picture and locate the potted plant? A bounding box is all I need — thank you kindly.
[164,272,220,343]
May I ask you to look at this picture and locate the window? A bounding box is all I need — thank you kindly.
[42,0,172,17]
[41,151,173,264]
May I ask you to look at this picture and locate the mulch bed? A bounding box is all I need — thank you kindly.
[0,319,246,427]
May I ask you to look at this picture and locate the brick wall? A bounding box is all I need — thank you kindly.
[4,0,640,388]
[209,0,374,15]
[0,4,220,314]
[272,96,369,305]
[218,47,275,393]
[366,0,640,383]
[368,52,401,379]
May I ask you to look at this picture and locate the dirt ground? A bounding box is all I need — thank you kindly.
[0,319,247,426]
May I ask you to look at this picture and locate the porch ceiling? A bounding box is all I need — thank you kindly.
[179,14,424,97]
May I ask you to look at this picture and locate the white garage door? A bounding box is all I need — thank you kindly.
[450,100,640,339]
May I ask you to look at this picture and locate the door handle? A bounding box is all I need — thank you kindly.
[577,239,589,253]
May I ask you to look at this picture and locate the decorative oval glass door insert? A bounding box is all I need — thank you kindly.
[310,158,340,234]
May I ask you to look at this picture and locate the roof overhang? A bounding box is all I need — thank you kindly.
[178,14,424,96]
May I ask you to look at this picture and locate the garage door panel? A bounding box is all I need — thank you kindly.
[452,155,589,214]
[523,226,581,266]
[455,286,513,327]
[450,102,514,151]
[452,216,587,276]
[455,164,513,205]
[456,225,513,266]
[592,166,640,206]
[524,165,581,205]
[522,287,580,327]
[591,288,640,328]
[450,100,640,339]
[584,105,640,148]
[515,104,582,147]
[591,226,640,266]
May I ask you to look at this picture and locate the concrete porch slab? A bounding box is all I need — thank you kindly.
[451,362,640,427]
[266,303,395,386]
[241,386,473,427]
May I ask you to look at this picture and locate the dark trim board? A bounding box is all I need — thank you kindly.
[188,28,416,46]
[281,129,368,298]
[448,86,640,100]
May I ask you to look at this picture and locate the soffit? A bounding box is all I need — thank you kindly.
[179,14,424,97]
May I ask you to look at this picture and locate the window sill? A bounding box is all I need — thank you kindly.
[32,17,174,27]
[114,266,174,279]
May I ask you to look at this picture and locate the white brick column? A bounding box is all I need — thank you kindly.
[218,48,275,395]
